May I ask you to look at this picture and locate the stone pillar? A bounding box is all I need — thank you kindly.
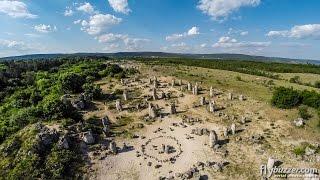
[192,85,198,95]
[178,80,182,86]
[152,88,157,100]
[171,79,175,87]
[149,78,152,84]
[102,117,110,134]
[123,90,128,101]
[209,130,218,148]
[120,78,124,84]
[116,100,122,111]
[148,103,157,118]
[239,94,245,101]
[187,82,192,91]
[228,92,233,100]
[241,116,246,124]
[164,145,170,154]
[160,91,166,99]
[210,86,214,97]
[154,76,157,83]
[170,103,177,114]
[153,80,158,88]
[223,127,229,137]
[209,101,215,113]
[267,157,275,170]
[200,97,205,106]
[109,141,117,154]
[231,123,236,135]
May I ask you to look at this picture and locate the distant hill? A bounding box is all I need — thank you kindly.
[1,52,319,65]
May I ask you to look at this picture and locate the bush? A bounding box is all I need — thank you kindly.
[289,76,300,83]
[60,73,85,93]
[298,105,311,120]
[314,81,320,88]
[271,87,301,109]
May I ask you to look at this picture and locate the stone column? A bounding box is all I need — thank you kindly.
[231,123,236,135]
[153,80,158,88]
[209,130,218,148]
[109,141,117,154]
[228,92,233,100]
[192,85,198,95]
[171,79,175,87]
[120,78,124,84]
[116,100,122,111]
[187,82,192,91]
[170,103,177,114]
[152,88,157,100]
[223,127,229,137]
[123,90,128,101]
[149,78,152,84]
[210,86,214,97]
[239,94,245,101]
[209,101,215,113]
[178,79,182,86]
[148,103,157,118]
[200,97,205,106]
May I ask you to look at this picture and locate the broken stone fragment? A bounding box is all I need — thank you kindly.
[83,131,95,144]
[293,118,305,127]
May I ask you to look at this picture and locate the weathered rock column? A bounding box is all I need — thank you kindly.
[170,103,177,114]
[187,82,192,91]
[178,79,182,86]
[231,123,236,135]
[148,103,157,118]
[102,117,110,135]
[192,85,198,95]
[209,130,218,148]
[152,88,157,100]
[200,97,206,106]
[209,101,215,113]
[153,79,158,88]
[171,79,175,87]
[228,92,233,100]
[109,141,118,154]
[223,127,229,137]
[239,94,245,101]
[210,86,214,97]
[123,90,128,101]
[116,100,122,111]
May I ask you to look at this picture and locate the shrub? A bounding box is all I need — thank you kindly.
[289,76,300,83]
[314,81,320,88]
[271,87,301,109]
[298,105,311,120]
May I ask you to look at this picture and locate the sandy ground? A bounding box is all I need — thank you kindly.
[84,63,320,180]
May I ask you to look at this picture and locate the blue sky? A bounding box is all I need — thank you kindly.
[0,0,320,59]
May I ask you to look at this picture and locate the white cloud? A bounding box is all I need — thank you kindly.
[73,19,81,24]
[34,24,57,33]
[200,43,207,48]
[197,0,260,21]
[0,39,41,51]
[103,43,120,52]
[77,2,95,14]
[108,0,131,14]
[0,0,37,18]
[124,38,149,50]
[240,31,248,36]
[266,24,320,39]
[166,26,200,41]
[187,26,200,35]
[97,33,149,50]
[81,14,122,35]
[97,33,128,43]
[213,36,270,48]
[64,8,73,16]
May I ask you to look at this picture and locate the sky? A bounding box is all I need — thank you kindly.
[0,0,319,60]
